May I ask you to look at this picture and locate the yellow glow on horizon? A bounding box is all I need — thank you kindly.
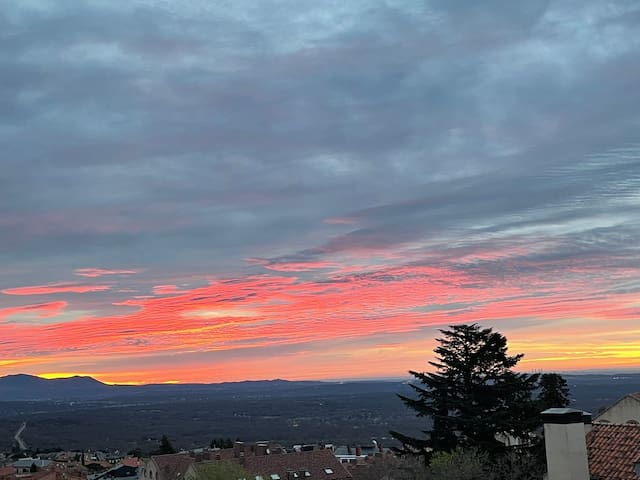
[39,372,94,379]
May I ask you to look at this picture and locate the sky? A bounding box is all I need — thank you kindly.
[1,0,640,385]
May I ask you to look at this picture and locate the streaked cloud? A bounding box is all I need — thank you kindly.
[75,268,139,278]
[2,283,111,296]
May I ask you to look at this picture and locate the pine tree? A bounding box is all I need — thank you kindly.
[537,373,570,410]
[391,324,539,455]
[157,435,176,455]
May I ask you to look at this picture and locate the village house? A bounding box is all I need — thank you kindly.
[593,392,640,425]
[0,459,56,480]
[142,442,350,480]
[543,394,640,480]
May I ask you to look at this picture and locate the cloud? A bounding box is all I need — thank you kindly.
[0,301,67,323]
[75,268,139,278]
[2,283,111,296]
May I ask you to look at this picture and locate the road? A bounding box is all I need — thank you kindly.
[14,422,27,450]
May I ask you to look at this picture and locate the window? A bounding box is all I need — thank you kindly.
[323,469,333,475]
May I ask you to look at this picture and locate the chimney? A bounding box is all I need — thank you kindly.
[582,411,592,435]
[233,442,244,458]
[256,443,268,456]
[542,408,590,480]
[355,446,361,457]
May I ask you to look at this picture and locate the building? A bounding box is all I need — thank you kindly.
[89,465,138,480]
[12,459,53,475]
[242,449,351,480]
[594,392,640,425]
[543,406,640,480]
[144,443,350,480]
[0,460,56,480]
[586,423,640,480]
[141,455,194,480]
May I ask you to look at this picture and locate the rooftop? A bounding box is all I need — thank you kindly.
[587,423,640,480]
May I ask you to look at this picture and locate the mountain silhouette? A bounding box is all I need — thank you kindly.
[0,374,110,400]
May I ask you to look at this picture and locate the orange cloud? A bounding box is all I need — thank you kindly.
[1,257,639,384]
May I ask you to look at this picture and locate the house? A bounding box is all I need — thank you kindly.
[141,455,194,480]
[144,443,351,480]
[594,392,640,425]
[89,464,138,480]
[586,423,640,480]
[12,459,53,475]
[0,460,56,480]
[242,448,351,480]
[543,406,640,480]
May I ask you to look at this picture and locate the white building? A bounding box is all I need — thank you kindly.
[593,392,640,425]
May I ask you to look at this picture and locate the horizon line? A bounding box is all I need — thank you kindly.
[3,368,640,386]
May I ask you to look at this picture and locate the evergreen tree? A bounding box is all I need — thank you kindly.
[391,324,539,456]
[157,435,176,455]
[537,373,570,410]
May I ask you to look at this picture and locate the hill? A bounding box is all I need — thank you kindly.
[0,374,110,400]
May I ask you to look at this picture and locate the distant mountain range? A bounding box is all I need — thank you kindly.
[0,374,334,401]
[3,372,639,403]
[0,374,111,400]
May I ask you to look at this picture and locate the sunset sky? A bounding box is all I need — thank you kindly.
[1,1,640,385]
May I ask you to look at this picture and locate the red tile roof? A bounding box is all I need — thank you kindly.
[150,454,195,480]
[586,423,640,480]
[243,449,351,480]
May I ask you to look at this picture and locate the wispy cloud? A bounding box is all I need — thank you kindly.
[75,268,139,278]
[0,301,67,323]
[2,284,111,296]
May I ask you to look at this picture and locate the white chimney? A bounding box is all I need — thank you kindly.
[542,408,590,480]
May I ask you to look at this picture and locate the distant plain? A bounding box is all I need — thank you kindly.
[1,373,638,452]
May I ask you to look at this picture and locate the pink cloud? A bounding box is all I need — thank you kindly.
[0,301,67,322]
[153,285,184,295]
[323,217,357,225]
[246,257,338,272]
[2,283,111,296]
[2,255,640,383]
[75,268,139,278]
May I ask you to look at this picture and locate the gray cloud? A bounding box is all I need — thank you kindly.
[1,0,639,300]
